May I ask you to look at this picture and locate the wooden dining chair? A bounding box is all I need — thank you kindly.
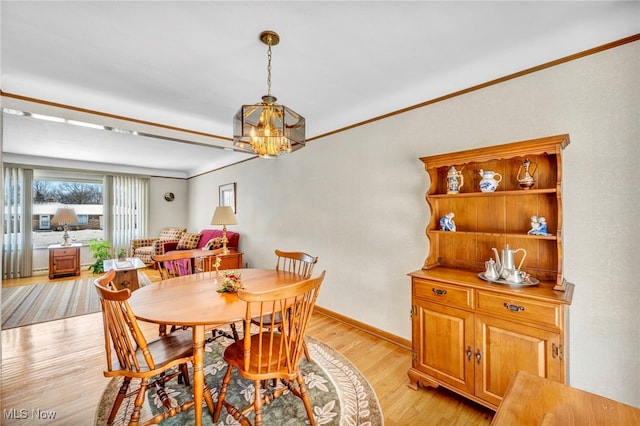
[152,250,196,280]
[275,249,318,278]
[152,249,238,340]
[213,271,326,426]
[152,251,196,336]
[250,249,319,361]
[94,269,215,425]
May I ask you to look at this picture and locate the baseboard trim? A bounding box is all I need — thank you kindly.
[314,305,412,351]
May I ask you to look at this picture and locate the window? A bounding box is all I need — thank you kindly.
[39,214,50,229]
[32,170,104,248]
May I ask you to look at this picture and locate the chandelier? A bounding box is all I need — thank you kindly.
[233,30,305,158]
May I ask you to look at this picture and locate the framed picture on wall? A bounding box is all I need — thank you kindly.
[219,183,236,213]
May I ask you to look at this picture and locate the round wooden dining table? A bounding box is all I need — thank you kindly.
[128,268,306,426]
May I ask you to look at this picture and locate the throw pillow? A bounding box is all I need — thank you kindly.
[159,227,186,241]
[203,237,223,250]
[176,232,201,250]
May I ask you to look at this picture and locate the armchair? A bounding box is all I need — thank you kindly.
[131,227,187,265]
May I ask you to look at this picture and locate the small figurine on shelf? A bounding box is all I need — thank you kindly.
[440,212,456,231]
[527,215,550,236]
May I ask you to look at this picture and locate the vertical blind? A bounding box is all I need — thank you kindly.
[3,167,33,278]
[106,175,149,255]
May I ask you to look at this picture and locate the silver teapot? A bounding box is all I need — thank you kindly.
[492,245,527,280]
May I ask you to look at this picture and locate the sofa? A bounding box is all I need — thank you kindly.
[162,229,240,253]
[131,227,187,265]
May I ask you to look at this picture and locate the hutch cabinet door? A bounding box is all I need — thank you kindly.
[474,313,562,407]
[413,300,475,394]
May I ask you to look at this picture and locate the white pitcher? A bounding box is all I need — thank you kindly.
[479,170,502,192]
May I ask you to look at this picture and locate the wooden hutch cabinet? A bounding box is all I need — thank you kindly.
[408,135,575,410]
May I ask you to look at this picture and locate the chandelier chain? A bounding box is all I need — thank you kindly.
[266,43,272,96]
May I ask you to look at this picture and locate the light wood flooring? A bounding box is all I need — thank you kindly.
[1,270,494,425]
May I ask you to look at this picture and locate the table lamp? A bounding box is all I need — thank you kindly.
[211,206,237,254]
[52,207,79,246]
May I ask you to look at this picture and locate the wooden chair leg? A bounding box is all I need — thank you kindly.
[230,323,239,341]
[203,383,215,415]
[108,377,131,424]
[213,366,233,422]
[297,371,316,426]
[178,363,190,386]
[154,380,172,410]
[303,340,312,362]
[129,379,149,425]
[253,380,264,426]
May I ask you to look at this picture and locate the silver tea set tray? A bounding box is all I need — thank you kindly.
[478,272,539,287]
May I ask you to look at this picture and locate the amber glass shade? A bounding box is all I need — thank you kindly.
[233,95,305,158]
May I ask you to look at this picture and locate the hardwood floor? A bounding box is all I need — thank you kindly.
[1,270,494,425]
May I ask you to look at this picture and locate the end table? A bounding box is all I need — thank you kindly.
[103,257,147,291]
[48,243,81,279]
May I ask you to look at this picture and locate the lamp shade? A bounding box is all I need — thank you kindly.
[52,207,79,224]
[211,206,237,226]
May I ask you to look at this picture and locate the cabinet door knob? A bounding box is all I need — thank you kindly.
[466,346,473,362]
[476,349,482,364]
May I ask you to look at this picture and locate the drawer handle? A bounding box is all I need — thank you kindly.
[432,288,447,296]
[503,302,525,312]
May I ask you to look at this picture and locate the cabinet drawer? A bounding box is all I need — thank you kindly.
[413,278,473,309]
[52,248,76,257]
[476,290,560,329]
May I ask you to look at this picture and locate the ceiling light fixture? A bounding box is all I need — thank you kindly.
[233,30,305,158]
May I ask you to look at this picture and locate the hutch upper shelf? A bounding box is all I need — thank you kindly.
[420,134,570,290]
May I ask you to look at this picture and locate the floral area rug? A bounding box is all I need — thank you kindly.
[95,327,383,426]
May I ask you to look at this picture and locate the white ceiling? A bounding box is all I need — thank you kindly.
[2,1,638,178]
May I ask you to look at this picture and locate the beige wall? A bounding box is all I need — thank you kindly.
[187,41,639,406]
[148,176,189,234]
